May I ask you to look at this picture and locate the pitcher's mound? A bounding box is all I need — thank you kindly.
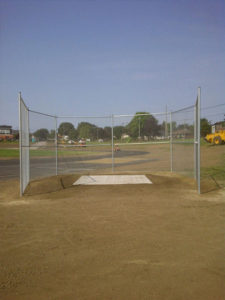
[73,175,152,185]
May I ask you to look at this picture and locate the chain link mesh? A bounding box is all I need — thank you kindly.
[19,96,29,194]
[19,92,208,195]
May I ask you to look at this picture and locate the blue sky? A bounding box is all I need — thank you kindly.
[0,0,225,129]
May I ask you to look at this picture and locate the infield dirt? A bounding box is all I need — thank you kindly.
[0,173,225,300]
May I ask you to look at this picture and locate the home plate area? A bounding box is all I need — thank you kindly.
[73,175,152,185]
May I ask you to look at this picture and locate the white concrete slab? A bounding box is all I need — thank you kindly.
[73,175,152,185]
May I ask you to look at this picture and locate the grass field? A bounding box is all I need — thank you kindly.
[0,148,98,158]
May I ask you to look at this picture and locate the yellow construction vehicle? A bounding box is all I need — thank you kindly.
[205,130,225,145]
[205,121,225,145]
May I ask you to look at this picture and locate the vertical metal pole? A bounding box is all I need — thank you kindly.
[27,108,30,183]
[194,105,197,180]
[170,112,173,172]
[165,105,168,138]
[55,116,58,176]
[19,92,22,196]
[197,87,201,194]
[138,117,141,139]
[111,114,114,172]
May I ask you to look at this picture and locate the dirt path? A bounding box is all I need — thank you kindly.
[0,174,225,300]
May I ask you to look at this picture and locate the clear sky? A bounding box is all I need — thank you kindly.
[0,0,225,129]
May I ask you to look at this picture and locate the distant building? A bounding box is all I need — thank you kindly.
[0,125,12,134]
[173,128,192,139]
[0,125,14,141]
[121,134,130,139]
[211,121,225,133]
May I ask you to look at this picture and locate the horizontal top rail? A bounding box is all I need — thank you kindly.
[28,141,170,147]
[114,112,167,118]
[28,109,56,118]
[57,115,112,119]
[116,141,169,146]
[201,103,225,110]
[171,104,195,114]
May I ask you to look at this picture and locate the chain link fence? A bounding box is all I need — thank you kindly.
[113,112,170,173]
[19,89,203,195]
[19,93,29,195]
[200,103,225,190]
[29,110,56,182]
[171,105,195,178]
[56,116,113,175]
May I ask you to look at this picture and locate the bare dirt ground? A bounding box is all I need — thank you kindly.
[0,173,225,300]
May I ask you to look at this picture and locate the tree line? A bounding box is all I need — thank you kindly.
[33,113,213,141]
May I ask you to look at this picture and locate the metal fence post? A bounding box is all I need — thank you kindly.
[194,104,197,180]
[27,108,30,183]
[55,116,58,176]
[197,87,201,194]
[111,114,114,172]
[170,112,173,172]
[19,92,22,196]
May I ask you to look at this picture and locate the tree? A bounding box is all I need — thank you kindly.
[114,126,126,139]
[77,122,97,139]
[142,115,160,137]
[58,122,75,136]
[126,112,160,138]
[68,128,78,140]
[161,121,177,134]
[33,128,49,141]
[96,127,105,139]
[49,130,56,139]
[103,127,112,139]
[200,118,211,137]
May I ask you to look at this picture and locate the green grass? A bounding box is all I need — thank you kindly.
[0,140,19,144]
[201,151,225,184]
[201,166,225,184]
[0,149,19,158]
[0,148,97,158]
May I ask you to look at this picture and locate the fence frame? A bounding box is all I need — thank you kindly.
[19,92,30,196]
[19,89,201,195]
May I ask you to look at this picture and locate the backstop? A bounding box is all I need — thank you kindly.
[19,88,202,195]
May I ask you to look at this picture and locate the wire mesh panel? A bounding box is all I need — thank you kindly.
[19,94,30,195]
[29,111,56,181]
[113,113,170,173]
[56,116,113,175]
[200,103,225,189]
[171,105,195,178]
[19,90,205,195]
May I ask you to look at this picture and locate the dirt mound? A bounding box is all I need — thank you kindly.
[200,176,221,193]
[0,173,220,200]
[21,173,199,199]
[24,174,80,196]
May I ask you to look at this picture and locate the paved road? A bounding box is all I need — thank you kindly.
[0,150,157,181]
[0,159,20,180]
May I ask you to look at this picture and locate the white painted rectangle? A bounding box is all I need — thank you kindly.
[73,175,152,185]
